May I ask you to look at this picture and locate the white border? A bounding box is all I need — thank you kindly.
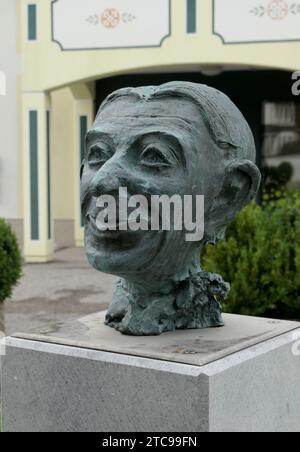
[0,71,6,96]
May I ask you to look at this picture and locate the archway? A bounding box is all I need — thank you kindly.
[25,67,300,261]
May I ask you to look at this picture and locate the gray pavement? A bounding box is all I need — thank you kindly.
[2,247,116,336]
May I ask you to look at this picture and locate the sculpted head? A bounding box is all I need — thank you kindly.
[81,82,261,335]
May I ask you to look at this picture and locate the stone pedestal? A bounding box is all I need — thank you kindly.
[1,312,300,432]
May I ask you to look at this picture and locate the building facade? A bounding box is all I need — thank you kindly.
[0,0,300,262]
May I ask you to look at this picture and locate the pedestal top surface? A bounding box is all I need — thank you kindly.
[13,311,300,366]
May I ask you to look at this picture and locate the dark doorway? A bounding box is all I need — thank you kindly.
[96,70,299,170]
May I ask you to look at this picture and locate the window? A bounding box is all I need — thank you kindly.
[262,102,300,192]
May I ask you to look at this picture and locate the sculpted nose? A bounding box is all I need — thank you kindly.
[90,168,121,197]
[89,155,129,197]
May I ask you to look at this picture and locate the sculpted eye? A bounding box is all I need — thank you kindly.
[140,145,172,168]
[88,144,112,167]
[218,141,237,151]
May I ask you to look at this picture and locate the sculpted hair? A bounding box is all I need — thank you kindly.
[96,81,256,162]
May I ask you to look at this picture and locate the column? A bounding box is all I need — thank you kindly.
[22,92,54,262]
[70,82,95,247]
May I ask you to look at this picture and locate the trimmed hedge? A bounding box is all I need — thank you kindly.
[202,192,300,319]
[0,219,22,302]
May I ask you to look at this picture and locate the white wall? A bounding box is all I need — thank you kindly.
[0,0,21,219]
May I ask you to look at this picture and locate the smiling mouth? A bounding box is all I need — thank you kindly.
[86,214,147,253]
[86,214,120,238]
[86,214,142,241]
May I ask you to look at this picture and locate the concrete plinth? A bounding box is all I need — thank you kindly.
[1,312,300,432]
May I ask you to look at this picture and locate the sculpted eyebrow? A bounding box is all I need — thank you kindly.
[86,130,114,145]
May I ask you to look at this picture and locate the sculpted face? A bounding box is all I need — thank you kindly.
[81,96,223,281]
[81,82,261,336]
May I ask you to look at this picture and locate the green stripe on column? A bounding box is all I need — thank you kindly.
[28,4,37,41]
[80,116,88,227]
[29,111,39,240]
[47,111,52,240]
[187,0,196,34]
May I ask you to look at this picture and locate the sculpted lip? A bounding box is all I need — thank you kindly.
[86,214,120,238]
[86,213,139,239]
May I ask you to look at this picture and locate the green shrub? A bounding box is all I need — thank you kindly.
[0,219,22,302]
[202,192,300,319]
[262,162,293,203]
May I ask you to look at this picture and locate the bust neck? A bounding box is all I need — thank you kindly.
[105,268,229,336]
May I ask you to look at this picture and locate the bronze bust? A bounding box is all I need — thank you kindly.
[81,82,261,336]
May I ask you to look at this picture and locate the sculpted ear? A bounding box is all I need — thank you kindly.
[223,160,261,213]
[208,160,261,240]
